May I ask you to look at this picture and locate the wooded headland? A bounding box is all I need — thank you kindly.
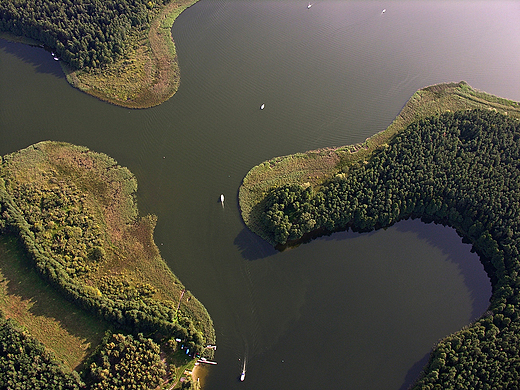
[239,82,520,246]
[238,82,520,387]
[0,141,214,389]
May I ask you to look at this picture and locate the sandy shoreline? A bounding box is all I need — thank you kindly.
[191,364,207,389]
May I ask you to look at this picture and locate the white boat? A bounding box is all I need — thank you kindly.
[240,359,246,381]
[51,52,59,60]
[220,194,224,204]
[382,8,386,13]
[307,3,312,9]
[260,103,265,110]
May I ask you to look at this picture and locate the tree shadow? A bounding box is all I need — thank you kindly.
[237,217,492,387]
[399,352,430,390]
[0,38,64,78]
[314,217,491,319]
[0,236,107,370]
[233,227,278,261]
[394,218,492,320]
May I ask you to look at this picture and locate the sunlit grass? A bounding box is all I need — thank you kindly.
[65,0,200,108]
[1,141,215,354]
[239,82,520,239]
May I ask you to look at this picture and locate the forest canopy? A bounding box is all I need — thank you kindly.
[0,314,84,390]
[0,0,167,69]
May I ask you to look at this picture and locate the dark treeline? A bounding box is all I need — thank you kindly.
[0,314,84,390]
[0,0,167,69]
[259,109,520,387]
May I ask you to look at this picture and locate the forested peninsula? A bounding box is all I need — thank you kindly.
[0,0,198,108]
[239,82,520,387]
[0,141,214,389]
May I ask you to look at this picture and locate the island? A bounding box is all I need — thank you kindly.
[0,141,214,389]
[239,82,520,387]
[0,0,199,108]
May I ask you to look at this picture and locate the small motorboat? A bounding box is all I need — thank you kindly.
[220,194,224,205]
[51,52,59,61]
[307,3,312,9]
[240,359,246,381]
[382,8,386,14]
[260,103,265,110]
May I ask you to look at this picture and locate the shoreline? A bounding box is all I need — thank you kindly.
[0,141,215,387]
[238,81,520,246]
[191,364,203,388]
[0,0,199,109]
[65,0,200,108]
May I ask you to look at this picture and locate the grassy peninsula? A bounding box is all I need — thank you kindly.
[0,141,214,389]
[239,82,520,387]
[0,0,199,108]
[64,0,199,108]
[239,82,520,245]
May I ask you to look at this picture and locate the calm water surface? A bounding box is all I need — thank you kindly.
[1,1,519,389]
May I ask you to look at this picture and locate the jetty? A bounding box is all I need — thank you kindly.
[197,357,218,365]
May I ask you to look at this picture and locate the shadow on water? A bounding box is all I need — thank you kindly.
[0,38,64,78]
[392,218,491,390]
[316,218,491,390]
[235,217,493,319]
[398,353,431,390]
[234,228,278,261]
[394,218,492,320]
[236,217,492,389]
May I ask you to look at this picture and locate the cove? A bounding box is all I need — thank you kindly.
[204,218,491,390]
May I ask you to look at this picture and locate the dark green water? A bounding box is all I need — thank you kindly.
[1,1,519,388]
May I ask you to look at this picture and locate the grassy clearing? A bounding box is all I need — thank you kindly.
[98,213,215,346]
[239,82,520,237]
[0,236,108,371]
[64,0,199,108]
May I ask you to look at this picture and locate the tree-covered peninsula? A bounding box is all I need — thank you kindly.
[0,141,214,389]
[0,0,199,108]
[239,82,520,388]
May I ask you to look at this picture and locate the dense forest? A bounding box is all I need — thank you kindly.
[257,109,520,387]
[0,0,167,69]
[0,314,171,390]
[85,333,166,389]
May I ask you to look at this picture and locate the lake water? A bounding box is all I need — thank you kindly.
[1,1,519,388]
